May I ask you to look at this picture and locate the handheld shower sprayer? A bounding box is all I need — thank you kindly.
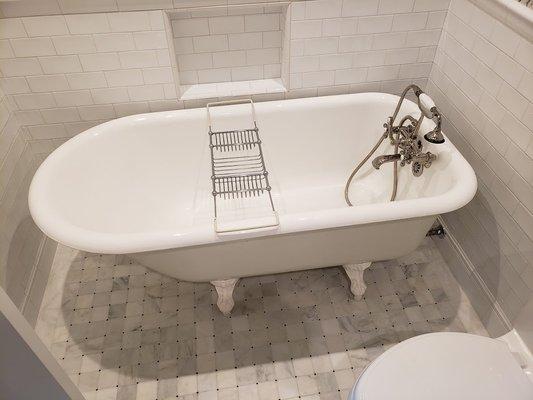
[344,84,444,207]
[418,93,444,144]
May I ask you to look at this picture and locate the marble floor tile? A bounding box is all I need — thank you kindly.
[36,237,487,400]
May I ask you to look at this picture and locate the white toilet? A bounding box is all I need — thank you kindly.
[349,299,533,400]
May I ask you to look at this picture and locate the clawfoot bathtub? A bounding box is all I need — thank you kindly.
[29,93,477,314]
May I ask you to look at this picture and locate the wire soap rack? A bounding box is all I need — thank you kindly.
[207,99,279,234]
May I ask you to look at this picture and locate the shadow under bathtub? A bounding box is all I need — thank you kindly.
[58,238,468,386]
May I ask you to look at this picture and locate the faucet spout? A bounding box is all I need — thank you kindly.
[372,154,401,169]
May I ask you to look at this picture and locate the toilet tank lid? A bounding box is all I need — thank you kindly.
[350,332,533,400]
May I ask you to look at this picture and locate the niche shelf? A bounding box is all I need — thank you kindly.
[166,3,290,100]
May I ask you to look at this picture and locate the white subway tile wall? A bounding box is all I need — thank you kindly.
[288,0,447,92]
[426,0,533,334]
[0,84,57,326]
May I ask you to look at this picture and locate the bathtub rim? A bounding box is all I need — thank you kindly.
[28,92,477,255]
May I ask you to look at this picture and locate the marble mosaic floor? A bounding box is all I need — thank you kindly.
[35,237,487,400]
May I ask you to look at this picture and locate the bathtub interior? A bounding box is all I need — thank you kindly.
[33,94,456,237]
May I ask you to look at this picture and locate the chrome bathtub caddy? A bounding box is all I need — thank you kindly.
[207,99,279,234]
[345,84,445,206]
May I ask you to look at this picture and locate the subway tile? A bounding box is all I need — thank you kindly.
[113,101,149,117]
[52,35,97,55]
[304,37,338,55]
[105,69,144,87]
[500,111,531,150]
[213,51,246,68]
[90,87,130,104]
[65,14,110,34]
[322,17,357,37]
[209,16,245,34]
[27,74,69,93]
[341,0,379,17]
[173,37,194,54]
[517,71,533,104]
[319,54,352,71]
[0,19,28,39]
[246,48,279,65]
[193,35,228,53]
[262,31,282,48]
[489,19,521,58]
[385,47,419,65]
[119,50,160,68]
[133,31,167,50]
[338,35,373,53]
[40,107,80,124]
[405,29,440,47]
[78,104,116,121]
[39,55,82,74]
[334,67,367,84]
[178,53,213,71]
[372,32,407,50]
[142,67,173,84]
[357,15,393,34]
[93,33,135,52]
[231,65,263,81]
[514,39,533,73]
[127,84,165,101]
[228,32,262,50]
[353,50,385,67]
[79,53,121,71]
[66,71,108,89]
[426,11,446,29]
[27,124,67,140]
[302,70,334,87]
[53,90,94,107]
[11,37,56,57]
[22,16,68,37]
[13,93,56,110]
[392,12,428,31]
[290,56,320,73]
[0,77,30,94]
[379,0,414,14]
[413,0,449,12]
[13,110,44,125]
[0,58,43,77]
[366,64,400,81]
[291,20,322,39]
[244,14,279,32]
[0,0,61,18]
[115,0,170,11]
[197,68,232,84]
[497,82,529,120]
[305,0,342,19]
[156,49,171,66]
[493,53,526,89]
[108,12,151,32]
[57,0,117,13]
[172,18,210,37]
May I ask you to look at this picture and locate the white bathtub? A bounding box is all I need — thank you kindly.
[29,93,476,296]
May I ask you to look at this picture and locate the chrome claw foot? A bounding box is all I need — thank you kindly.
[343,263,371,300]
[211,278,239,315]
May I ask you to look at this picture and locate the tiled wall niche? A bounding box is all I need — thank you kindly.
[169,4,289,100]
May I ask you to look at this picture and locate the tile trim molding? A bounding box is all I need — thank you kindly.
[437,216,513,332]
[469,0,533,41]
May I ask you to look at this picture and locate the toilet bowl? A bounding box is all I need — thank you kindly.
[348,331,533,400]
